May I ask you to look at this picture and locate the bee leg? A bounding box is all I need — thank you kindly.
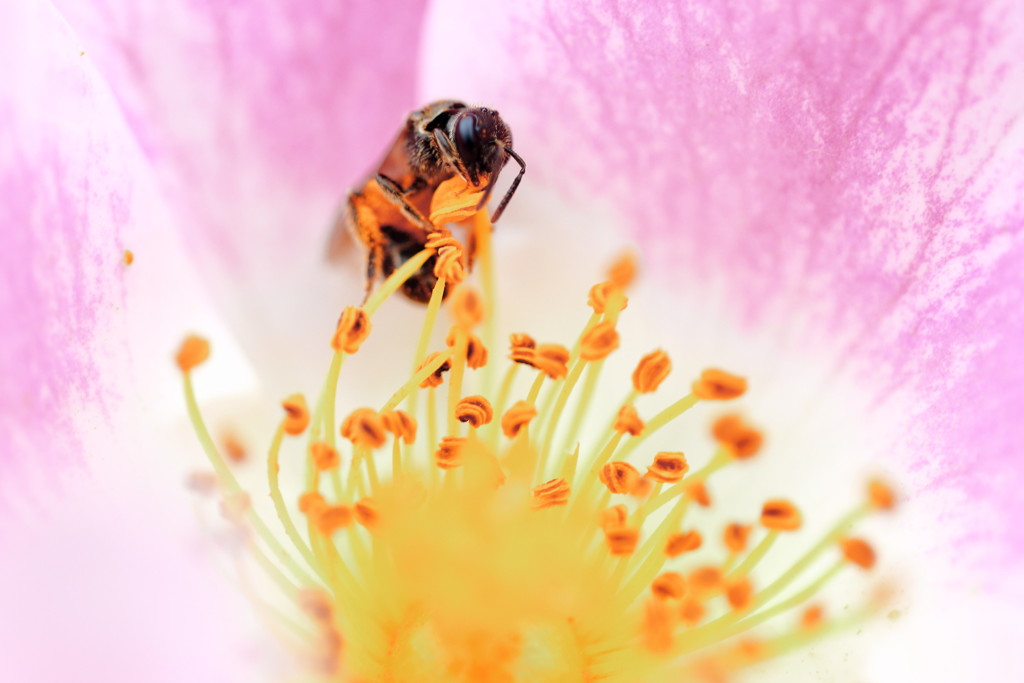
[346,192,386,304]
[374,174,435,232]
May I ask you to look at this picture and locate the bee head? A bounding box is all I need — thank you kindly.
[449,107,513,186]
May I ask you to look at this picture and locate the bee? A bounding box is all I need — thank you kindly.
[328,100,526,303]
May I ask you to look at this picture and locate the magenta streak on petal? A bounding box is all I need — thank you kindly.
[55,0,431,277]
[426,0,1024,567]
[0,5,129,507]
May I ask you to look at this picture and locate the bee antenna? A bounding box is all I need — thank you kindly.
[489,146,526,223]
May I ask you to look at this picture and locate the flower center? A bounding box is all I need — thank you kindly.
[177,211,894,682]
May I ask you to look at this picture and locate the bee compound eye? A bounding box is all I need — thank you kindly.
[454,113,483,161]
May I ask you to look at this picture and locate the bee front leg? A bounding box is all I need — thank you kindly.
[374,174,435,232]
[347,193,385,305]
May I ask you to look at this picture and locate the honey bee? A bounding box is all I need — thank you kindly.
[328,100,526,303]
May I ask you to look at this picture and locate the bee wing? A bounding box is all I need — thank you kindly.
[325,194,363,264]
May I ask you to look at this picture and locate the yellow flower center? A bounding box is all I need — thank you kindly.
[177,211,893,682]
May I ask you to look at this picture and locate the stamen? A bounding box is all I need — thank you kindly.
[607,250,638,289]
[868,479,897,511]
[599,461,641,494]
[579,321,620,361]
[455,395,494,428]
[760,500,803,531]
[692,369,747,400]
[532,478,571,509]
[282,395,310,436]
[381,410,417,444]
[177,200,892,681]
[501,401,537,438]
[632,350,672,394]
[588,281,629,315]
[647,452,689,483]
[839,538,877,569]
[340,409,388,449]
[310,442,340,471]
[605,526,640,556]
[176,335,209,372]
[651,572,687,600]
[316,505,353,536]
[723,523,752,554]
[712,414,763,459]
[331,307,371,353]
[450,285,485,330]
[613,405,645,436]
[435,436,466,470]
[665,530,703,557]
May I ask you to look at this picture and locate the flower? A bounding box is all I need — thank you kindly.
[2,0,1023,681]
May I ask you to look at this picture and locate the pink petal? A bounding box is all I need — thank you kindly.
[1,2,267,677]
[55,0,432,280]
[421,0,1024,574]
[54,1,436,385]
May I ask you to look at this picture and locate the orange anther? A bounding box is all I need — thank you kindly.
[417,352,452,388]
[839,537,877,570]
[450,285,485,329]
[760,500,802,531]
[685,480,712,507]
[331,306,371,353]
[428,233,466,285]
[723,523,752,554]
[679,598,705,626]
[580,321,620,361]
[647,452,689,483]
[310,442,340,471]
[455,395,494,427]
[464,334,489,369]
[317,504,353,535]
[220,430,247,463]
[533,344,570,379]
[340,408,388,449]
[532,478,571,509]
[381,410,417,444]
[725,576,754,611]
[509,333,537,353]
[689,566,724,596]
[445,328,489,369]
[434,246,466,285]
[692,368,747,400]
[354,497,378,529]
[282,394,310,436]
[435,436,465,469]
[868,478,897,511]
[608,250,638,289]
[613,405,645,436]
[630,474,654,499]
[665,530,702,557]
[651,572,687,600]
[801,605,825,631]
[123,249,134,266]
[501,401,537,439]
[643,599,674,654]
[632,350,672,394]
[735,638,764,661]
[299,491,327,518]
[587,281,629,315]
[711,414,764,459]
[605,526,640,556]
[176,335,209,372]
[599,461,641,494]
[600,505,629,531]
